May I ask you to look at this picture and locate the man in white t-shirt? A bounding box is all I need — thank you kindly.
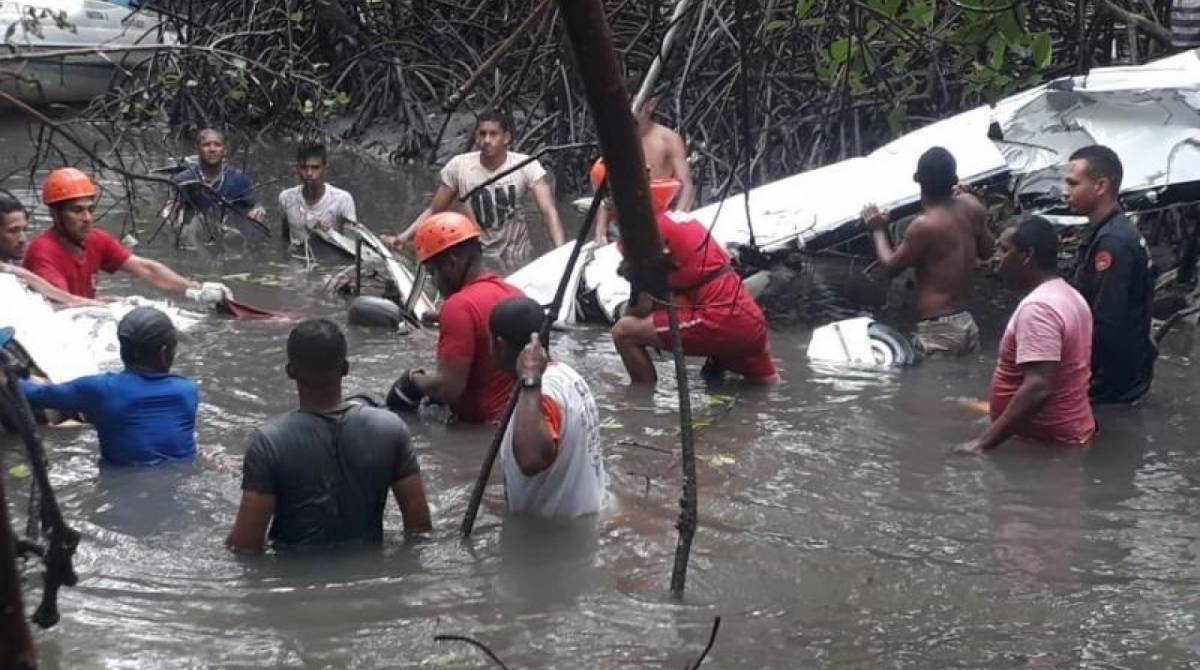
[278,142,358,249]
[384,111,566,271]
[490,296,607,518]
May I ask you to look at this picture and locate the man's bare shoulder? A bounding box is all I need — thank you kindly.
[642,121,680,146]
[920,201,972,229]
[954,191,987,218]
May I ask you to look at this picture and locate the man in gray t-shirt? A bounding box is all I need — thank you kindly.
[226,320,431,551]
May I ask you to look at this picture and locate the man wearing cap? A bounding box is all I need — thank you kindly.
[490,296,607,518]
[0,193,101,308]
[18,307,199,466]
[23,167,233,306]
[603,167,778,385]
[861,146,993,356]
[385,212,524,424]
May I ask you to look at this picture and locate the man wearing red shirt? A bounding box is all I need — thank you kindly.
[23,168,232,305]
[959,216,1095,454]
[602,168,778,385]
[386,212,523,424]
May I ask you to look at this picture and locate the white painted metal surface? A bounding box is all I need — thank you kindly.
[0,0,174,104]
[510,50,1200,326]
[0,273,200,382]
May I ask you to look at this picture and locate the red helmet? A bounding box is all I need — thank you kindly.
[413,212,481,263]
[42,167,98,206]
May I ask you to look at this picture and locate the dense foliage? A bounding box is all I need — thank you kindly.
[80,0,1181,197]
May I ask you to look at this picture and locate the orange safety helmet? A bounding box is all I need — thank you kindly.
[649,177,681,213]
[42,167,98,206]
[589,158,607,192]
[413,211,481,263]
[590,159,680,213]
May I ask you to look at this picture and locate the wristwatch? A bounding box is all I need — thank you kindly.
[520,375,542,390]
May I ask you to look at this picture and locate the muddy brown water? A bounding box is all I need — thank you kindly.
[3,117,1200,668]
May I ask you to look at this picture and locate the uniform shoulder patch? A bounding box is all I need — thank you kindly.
[1094,250,1114,272]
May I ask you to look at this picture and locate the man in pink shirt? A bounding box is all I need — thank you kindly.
[959,215,1095,454]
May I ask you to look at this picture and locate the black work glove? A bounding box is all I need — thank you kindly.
[385,369,426,413]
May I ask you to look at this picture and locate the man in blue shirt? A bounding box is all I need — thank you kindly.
[169,128,266,229]
[19,307,199,465]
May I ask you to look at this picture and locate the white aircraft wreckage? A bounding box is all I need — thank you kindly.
[509,48,1200,365]
[0,273,200,383]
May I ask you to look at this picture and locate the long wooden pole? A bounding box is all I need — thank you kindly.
[557,0,698,596]
[557,0,667,299]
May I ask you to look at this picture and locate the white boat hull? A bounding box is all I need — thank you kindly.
[0,0,174,105]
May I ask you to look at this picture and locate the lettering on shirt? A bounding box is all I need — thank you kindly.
[469,184,519,231]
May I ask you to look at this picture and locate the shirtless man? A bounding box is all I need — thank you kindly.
[594,95,695,243]
[860,146,992,356]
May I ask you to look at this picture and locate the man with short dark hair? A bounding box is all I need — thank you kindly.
[19,307,199,465]
[959,216,1095,454]
[226,319,431,552]
[387,212,524,424]
[490,297,607,518]
[277,142,358,249]
[24,168,232,305]
[861,146,993,356]
[1065,144,1156,403]
[0,194,99,307]
[169,128,266,228]
[385,111,565,270]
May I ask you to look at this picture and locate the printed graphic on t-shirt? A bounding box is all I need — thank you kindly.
[469,184,519,231]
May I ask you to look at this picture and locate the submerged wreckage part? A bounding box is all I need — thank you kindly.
[344,222,437,326]
[347,296,408,331]
[807,317,918,367]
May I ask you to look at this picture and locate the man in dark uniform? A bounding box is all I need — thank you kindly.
[1064,145,1157,404]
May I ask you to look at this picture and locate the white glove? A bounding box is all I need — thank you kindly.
[186,281,233,306]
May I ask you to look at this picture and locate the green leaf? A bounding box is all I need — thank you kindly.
[995,11,1024,43]
[987,34,1006,70]
[8,464,30,479]
[794,0,818,19]
[906,0,934,28]
[1031,32,1052,69]
[289,9,304,22]
[829,37,851,65]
